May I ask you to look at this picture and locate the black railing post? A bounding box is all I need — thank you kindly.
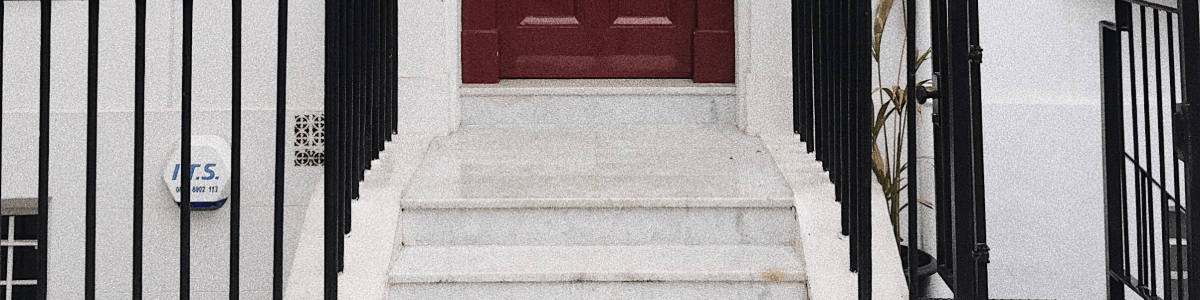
[230,0,243,297]
[85,0,99,297]
[273,0,288,297]
[132,0,147,297]
[1100,20,1128,300]
[37,0,51,299]
[904,0,921,297]
[180,0,194,297]
[324,0,342,297]
[1177,0,1200,299]
[855,0,873,296]
[967,0,989,296]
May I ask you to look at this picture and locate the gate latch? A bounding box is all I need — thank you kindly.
[913,72,941,105]
[1175,103,1192,162]
[974,243,991,264]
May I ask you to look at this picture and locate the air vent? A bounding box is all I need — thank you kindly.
[294,113,325,166]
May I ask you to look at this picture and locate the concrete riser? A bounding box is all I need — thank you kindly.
[390,282,807,300]
[401,207,799,246]
[460,94,735,125]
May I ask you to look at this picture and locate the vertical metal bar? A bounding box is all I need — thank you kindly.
[1166,12,1184,298]
[1102,20,1127,300]
[85,0,99,297]
[273,0,288,297]
[1140,7,1153,292]
[1154,10,1170,299]
[966,0,988,296]
[798,0,814,151]
[946,0,979,297]
[37,0,50,299]
[842,1,855,272]
[1129,7,1144,288]
[324,0,340,297]
[930,0,952,277]
[904,0,920,297]
[851,1,871,298]
[390,0,398,137]
[792,0,801,136]
[230,0,243,297]
[181,0,195,296]
[815,0,827,167]
[0,2,4,295]
[1176,0,1200,298]
[132,0,146,297]
[0,4,3,281]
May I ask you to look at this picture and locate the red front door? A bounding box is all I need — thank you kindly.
[497,0,695,78]
[462,0,732,83]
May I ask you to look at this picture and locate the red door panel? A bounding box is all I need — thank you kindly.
[463,0,732,82]
[498,0,694,78]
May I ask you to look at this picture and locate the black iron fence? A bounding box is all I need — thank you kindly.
[1102,0,1200,299]
[2,0,396,299]
[792,0,875,298]
[324,0,399,298]
[794,0,989,299]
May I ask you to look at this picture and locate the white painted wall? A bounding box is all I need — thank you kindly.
[2,0,323,297]
[875,0,1122,298]
[736,0,794,136]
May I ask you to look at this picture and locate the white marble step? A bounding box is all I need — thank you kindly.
[388,245,808,299]
[399,124,797,246]
[460,79,736,125]
[400,199,797,246]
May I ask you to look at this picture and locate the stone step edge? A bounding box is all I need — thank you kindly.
[389,245,806,284]
[460,85,736,97]
[400,197,795,209]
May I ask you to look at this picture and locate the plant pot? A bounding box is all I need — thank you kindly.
[899,245,938,280]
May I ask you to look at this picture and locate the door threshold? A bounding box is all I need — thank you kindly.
[459,79,736,97]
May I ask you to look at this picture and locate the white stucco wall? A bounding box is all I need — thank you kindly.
[875,0,1121,298]
[2,0,323,297]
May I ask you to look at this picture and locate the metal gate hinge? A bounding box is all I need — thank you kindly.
[974,243,991,264]
[968,45,984,63]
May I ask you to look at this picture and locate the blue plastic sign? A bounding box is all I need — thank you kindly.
[163,135,232,210]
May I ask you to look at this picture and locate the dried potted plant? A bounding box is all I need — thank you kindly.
[869,0,937,281]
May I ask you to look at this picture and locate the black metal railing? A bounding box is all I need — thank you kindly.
[4,0,396,299]
[792,0,875,298]
[1102,0,1200,299]
[794,0,989,299]
[324,0,399,297]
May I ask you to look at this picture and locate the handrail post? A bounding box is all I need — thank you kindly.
[1177,0,1200,298]
[1100,20,1127,300]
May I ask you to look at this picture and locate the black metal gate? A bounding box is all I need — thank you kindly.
[919,0,991,298]
[1102,0,1200,299]
[792,0,988,299]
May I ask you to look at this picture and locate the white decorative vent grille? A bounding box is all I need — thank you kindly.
[294,113,325,167]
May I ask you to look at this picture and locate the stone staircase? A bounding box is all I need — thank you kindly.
[283,79,910,299]
[386,80,809,299]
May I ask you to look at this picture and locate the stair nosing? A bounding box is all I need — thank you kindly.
[459,86,737,97]
[389,245,807,284]
[400,197,795,209]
